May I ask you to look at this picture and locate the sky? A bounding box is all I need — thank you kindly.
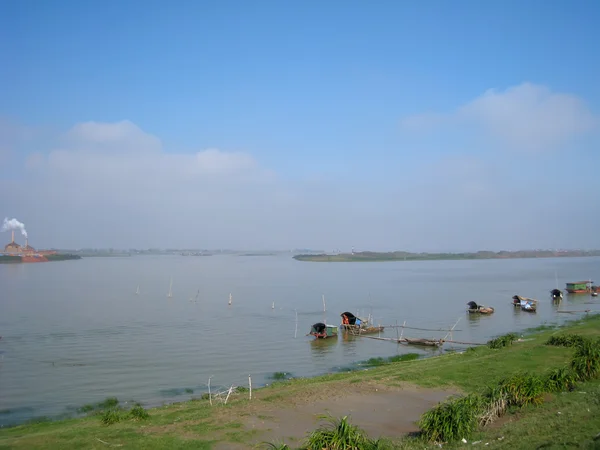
[1,0,600,252]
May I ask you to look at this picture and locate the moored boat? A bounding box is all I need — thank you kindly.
[550,289,563,301]
[340,311,385,335]
[309,322,338,339]
[565,281,595,294]
[513,295,537,312]
[401,337,443,347]
[466,301,494,314]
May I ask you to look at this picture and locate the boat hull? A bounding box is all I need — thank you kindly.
[468,307,494,314]
[341,325,385,335]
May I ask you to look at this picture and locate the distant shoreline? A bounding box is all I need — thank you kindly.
[293,250,600,262]
[0,253,82,264]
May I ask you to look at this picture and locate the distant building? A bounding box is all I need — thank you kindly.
[4,236,22,254]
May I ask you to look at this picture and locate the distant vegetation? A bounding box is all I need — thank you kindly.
[293,249,600,262]
[45,254,81,262]
[0,255,21,264]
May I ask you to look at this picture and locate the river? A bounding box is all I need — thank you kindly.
[1,254,599,426]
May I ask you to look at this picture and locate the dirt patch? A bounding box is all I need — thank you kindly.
[216,381,457,448]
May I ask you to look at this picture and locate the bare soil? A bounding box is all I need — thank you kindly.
[211,380,457,449]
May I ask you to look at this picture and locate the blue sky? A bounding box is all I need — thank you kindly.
[1,1,599,250]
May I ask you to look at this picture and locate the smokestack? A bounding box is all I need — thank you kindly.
[11,230,14,243]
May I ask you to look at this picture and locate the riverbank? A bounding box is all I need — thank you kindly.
[0,253,82,264]
[1,313,599,449]
[293,250,600,262]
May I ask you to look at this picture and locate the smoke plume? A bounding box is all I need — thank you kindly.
[2,217,28,238]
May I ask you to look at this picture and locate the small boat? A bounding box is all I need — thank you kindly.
[340,311,385,335]
[592,292,599,297]
[466,301,494,314]
[309,322,338,339]
[550,289,563,301]
[401,337,443,347]
[513,295,537,312]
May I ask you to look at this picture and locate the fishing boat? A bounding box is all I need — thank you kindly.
[401,337,443,347]
[550,289,563,301]
[466,301,494,314]
[513,295,537,312]
[340,311,385,335]
[565,281,596,294]
[309,322,339,339]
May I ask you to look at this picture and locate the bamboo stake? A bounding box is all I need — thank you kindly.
[443,317,461,342]
[322,294,326,312]
[396,320,400,340]
[294,309,298,338]
[248,375,252,400]
[383,325,464,332]
[400,321,406,340]
[208,376,213,406]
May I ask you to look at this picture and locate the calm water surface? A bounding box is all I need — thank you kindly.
[1,255,599,426]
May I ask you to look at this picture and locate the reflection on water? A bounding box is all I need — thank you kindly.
[309,337,338,359]
[1,254,599,426]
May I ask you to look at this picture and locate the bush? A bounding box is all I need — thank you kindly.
[479,386,509,425]
[496,372,545,407]
[543,366,578,393]
[487,333,518,349]
[418,394,485,443]
[545,334,587,348]
[570,337,600,381]
[129,405,149,420]
[304,415,391,450]
[100,408,122,425]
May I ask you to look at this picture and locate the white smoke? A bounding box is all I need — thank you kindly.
[2,217,28,238]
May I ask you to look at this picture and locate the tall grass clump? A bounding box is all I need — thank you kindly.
[129,405,149,420]
[543,366,578,393]
[418,394,485,443]
[570,337,600,381]
[479,386,509,425]
[546,334,587,348]
[100,408,122,425]
[496,372,545,407]
[487,333,518,349]
[304,415,391,450]
[259,443,290,450]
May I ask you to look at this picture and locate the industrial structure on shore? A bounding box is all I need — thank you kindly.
[1,230,59,262]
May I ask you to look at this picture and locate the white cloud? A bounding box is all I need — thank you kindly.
[65,120,162,153]
[400,83,599,151]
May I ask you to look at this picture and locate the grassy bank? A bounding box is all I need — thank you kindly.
[2,315,600,449]
[293,250,600,262]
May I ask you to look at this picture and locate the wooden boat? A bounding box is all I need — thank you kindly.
[513,295,537,312]
[565,281,595,294]
[550,289,563,301]
[401,337,443,347]
[309,322,338,339]
[466,301,494,314]
[340,311,385,335]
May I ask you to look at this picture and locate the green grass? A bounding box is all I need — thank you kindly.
[2,314,600,449]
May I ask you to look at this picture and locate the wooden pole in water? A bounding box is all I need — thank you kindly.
[294,309,298,339]
[400,321,406,340]
[396,320,400,340]
[248,375,252,400]
[208,376,213,406]
[322,294,326,312]
[443,317,461,342]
